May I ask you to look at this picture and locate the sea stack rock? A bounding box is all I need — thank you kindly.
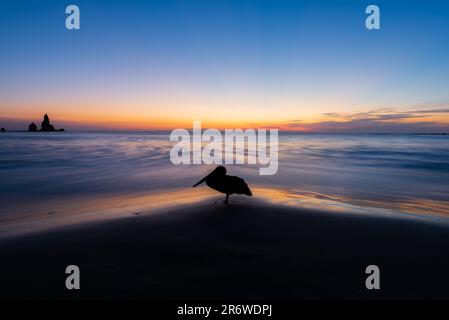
[40,114,56,131]
[39,114,65,131]
[0,128,6,132]
[28,123,37,132]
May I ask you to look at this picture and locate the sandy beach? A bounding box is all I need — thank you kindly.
[1,198,449,300]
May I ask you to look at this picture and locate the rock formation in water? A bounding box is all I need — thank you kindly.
[28,123,37,132]
[0,128,6,132]
[38,114,65,132]
[41,114,56,131]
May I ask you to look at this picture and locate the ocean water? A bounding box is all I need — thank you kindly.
[1,132,448,235]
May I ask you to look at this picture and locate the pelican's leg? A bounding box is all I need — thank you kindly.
[224,194,229,204]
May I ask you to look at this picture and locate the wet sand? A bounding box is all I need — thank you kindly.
[1,199,449,299]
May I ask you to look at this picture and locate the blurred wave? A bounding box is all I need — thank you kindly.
[0,132,448,229]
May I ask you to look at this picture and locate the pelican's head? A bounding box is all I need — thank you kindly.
[193,166,227,187]
[212,166,226,176]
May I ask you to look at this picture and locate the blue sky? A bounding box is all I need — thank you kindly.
[0,0,448,131]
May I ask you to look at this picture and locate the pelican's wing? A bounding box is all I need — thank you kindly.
[229,176,252,196]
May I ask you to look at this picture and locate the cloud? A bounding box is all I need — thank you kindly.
[321,109,446,121]
[412,108,449,114]
[265,107,449,133]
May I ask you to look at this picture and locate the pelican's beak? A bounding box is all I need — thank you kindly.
[193,175,208,187]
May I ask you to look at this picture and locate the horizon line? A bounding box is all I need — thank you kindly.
[2,129,448,135]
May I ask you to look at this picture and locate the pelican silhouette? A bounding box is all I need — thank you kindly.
[193,166,252,204]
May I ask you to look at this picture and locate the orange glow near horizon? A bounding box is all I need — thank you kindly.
[1,101,449,131]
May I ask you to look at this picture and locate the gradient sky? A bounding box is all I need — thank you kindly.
[1,0,449,131]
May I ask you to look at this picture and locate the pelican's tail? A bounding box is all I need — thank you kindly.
[231,176,252,196]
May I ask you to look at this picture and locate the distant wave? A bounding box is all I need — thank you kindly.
[0,132,448,221]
